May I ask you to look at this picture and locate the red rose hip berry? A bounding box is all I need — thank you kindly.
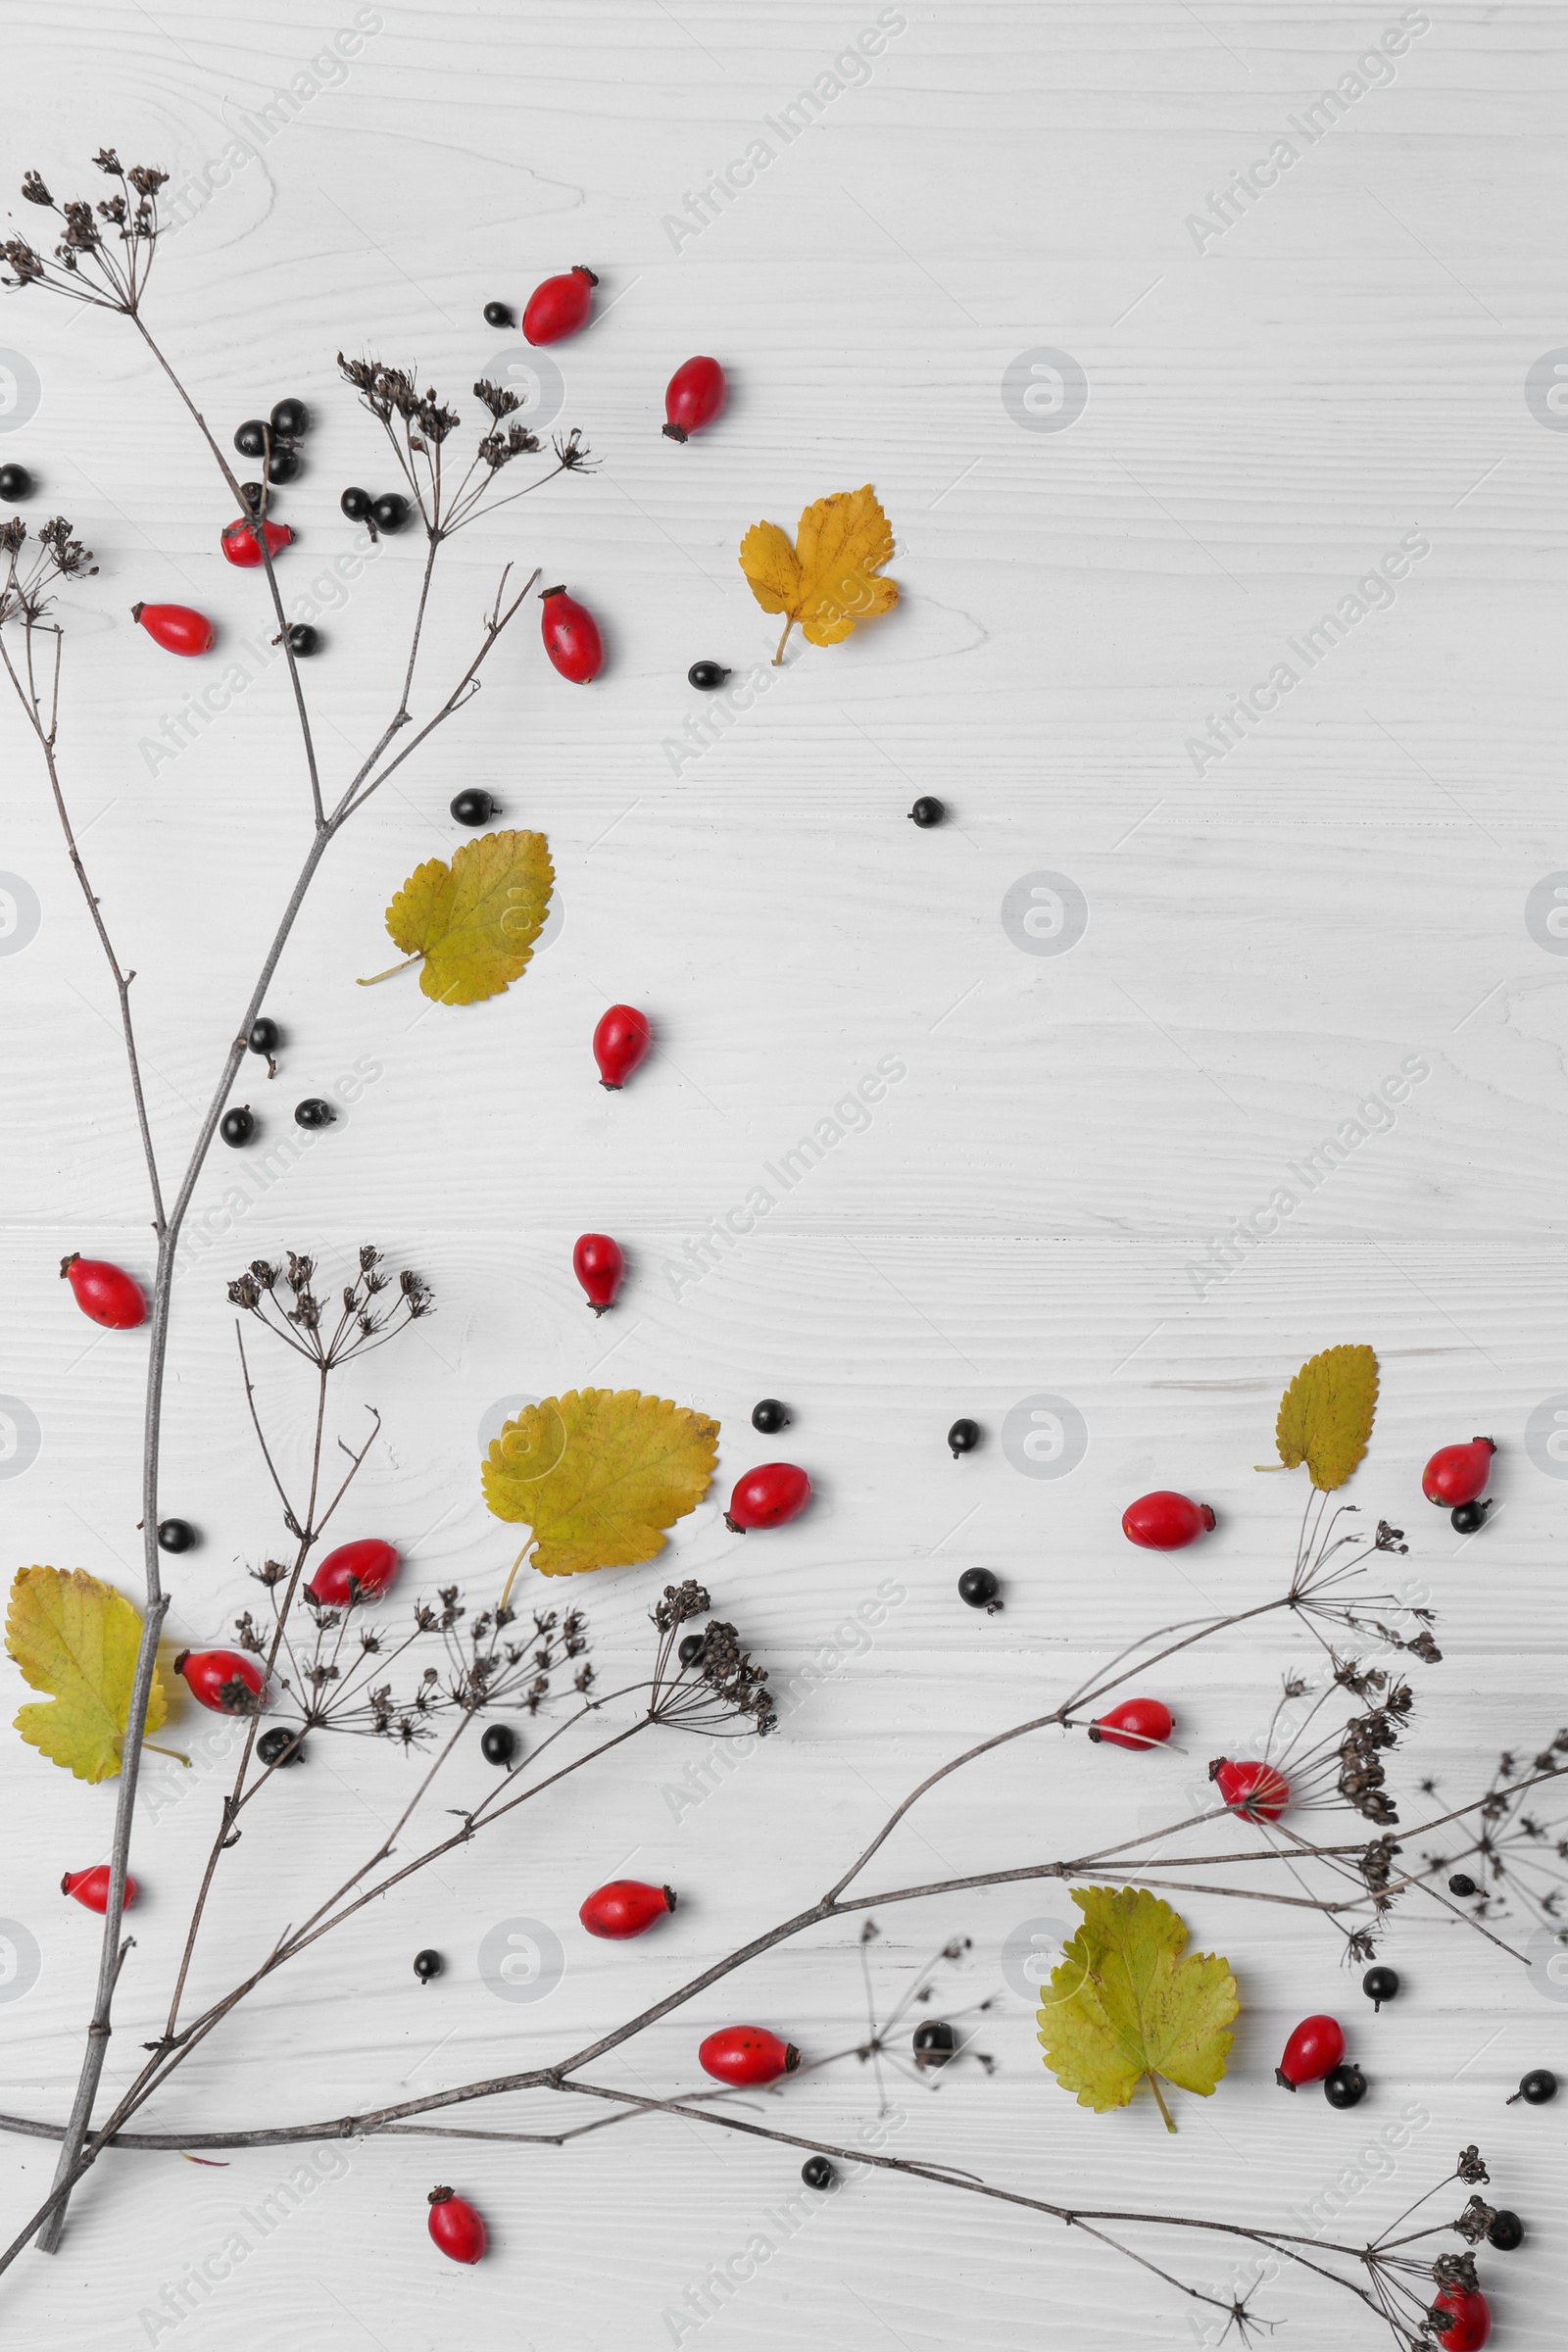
[1276,2014,1346,2089]
[1422,1439,1494,1508]
[1209,1757,1290,1822]
[1122,1491,1215,1550]
[174,1648,267,1714]
[60,1253,145,1330]
[699,2026,800,2086]
[427,2186,487,2265]
[572,1234,624,1315]
[593,1004,650,1089]
[540,584,603,682]
[662,356,727,441]
[1089,1697,1173,1752]
[220,517,292,567]
[131,601,214,657]
[725,1463,811,1533]
[522,265,597,345]
[307,1539,400,1607]
[1432,2287,1491,2351]
[579,1880,676,1940]
[63,1866,138,1912]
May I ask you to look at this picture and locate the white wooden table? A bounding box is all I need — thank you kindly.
[0,3,1562,2345]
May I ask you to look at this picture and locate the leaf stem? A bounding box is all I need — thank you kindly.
[356,953,422,987]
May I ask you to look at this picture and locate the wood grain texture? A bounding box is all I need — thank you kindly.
[0,3,1563,2346]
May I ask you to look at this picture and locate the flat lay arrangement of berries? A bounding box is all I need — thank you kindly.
[0,20,1562,2352]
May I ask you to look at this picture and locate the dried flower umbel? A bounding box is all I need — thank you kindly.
[339,351,594,538]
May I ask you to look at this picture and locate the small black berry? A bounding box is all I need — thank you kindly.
[801,2156,836,2191]
[482,301,513,329]
[678,1633,708,1668]
[909,797,945,827]
[957,1566,1000,1610]
[239,481,267,514]
[450,787,497,826]
[1450,1498,1490,1535]
[688,661,730,691]
[1448,1874,1479,1898]
[156,1518,196,1554]
[1487,2210,1524,2251]
[1361,1965,1398,2011]
[340,486,373,522]
[234,418,270,459]
[0,463,33,503]
[270,396,310,439]
[248,1015,280,1056]
[372,492,411,533]
[912,2020,956,2069]
[751,1398,790,1435]
[1514,2068,1557,2106]
[413,1948,443,1983]
[479,1723,517,1767]
[294,1098,336,1131]
[947,1418,981,1457]
[1322,2064,1366,2110]
[285,622,319,657]
[257,1726,304,1768]
[220,1105,256,1147]
[267,446,302,486]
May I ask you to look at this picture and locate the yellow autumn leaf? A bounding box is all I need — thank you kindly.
[1038,1886,1238,2132]
[481,1388,719,1580]
[6,1566,170,1784]
[367,828,553,1004]
[1275,1344,1379,1491]
[738,484,899,664]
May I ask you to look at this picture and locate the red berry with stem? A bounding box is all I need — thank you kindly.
[426,2186,487,2265]
[522,265,598,345]
[593,1004,650,1089]
[60,1253,145,1330]
[572,1234,624,1315]
[540,584,603,682]
[307,1538,400,1607]
[62,1866,138,1913]
[174,1648,267,1715]
[579,1880,676,1940]
[662,356,726,441]
[131,601,214,657]
[1209,1757,1290,1822]
[1431,2287,1491,2351]
[1089,1697,1173,1752]
[1121,1491,1216,1550]
[220,516,292,567]
[725,1462,811,1533]
[698,2026,800,2086]
[1275,2014,1346,2089]
[1422,1439,1495,1508]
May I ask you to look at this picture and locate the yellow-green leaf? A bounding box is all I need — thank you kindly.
[738,484,899,662]
[481,1388,719,1579]
[6,1567,169,1783]
[1037,1886,1237,2132]
[379,828,553,1004]
[1275,1344,1379,1491]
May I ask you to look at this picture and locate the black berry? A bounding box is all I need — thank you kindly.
[479,1723,517,1767]
[413,1948,443,1983]
[801,2156,835,2191]
[1448,1874,1479,1898]
[1487,2210,1524,2250]
[450,788,497,826]
[156,1518,196,1554]
[1322,2064,1366,2110]
[912,2020,956,2068]
[248,1015,279,1056]
[372,492,411,533]
[678,1633,708,1668]
[1361,1965,1398,2011]
[270,396,310,439]
[257,1726,304,1768]
[267,446,302,486]
[1450,1498,1490,1535]
[482,301,513,328]
[234,418,270,459]
[239,481,267,514]
[1514,2068,1557,2106]
[285,622,319,657]
[220,1105,255,1147]
[908,797,945,827]
[947,1418,981,1457]
[294,1098,336,1131]
[688,661,730,691]
[0,463,33,503]
[957,1566,1000,1610]
[751,1398,790,1435]
[340,486,373,522]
